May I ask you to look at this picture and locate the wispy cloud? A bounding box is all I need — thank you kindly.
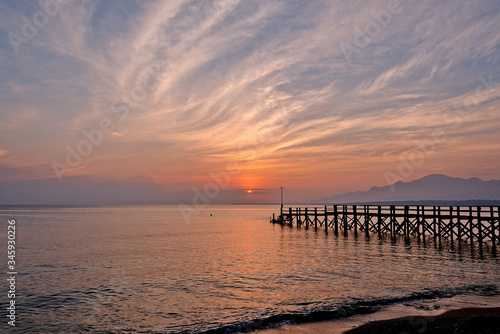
[0,0,499,199]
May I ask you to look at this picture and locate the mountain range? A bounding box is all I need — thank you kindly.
[1,174,499,205]
[313,174,500,204]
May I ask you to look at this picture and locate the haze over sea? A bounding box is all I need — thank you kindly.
[1,204,499,333]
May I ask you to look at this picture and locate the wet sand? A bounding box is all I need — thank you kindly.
[256,295,500,334]
[345,307,500,334]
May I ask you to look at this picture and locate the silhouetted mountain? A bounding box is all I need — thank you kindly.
[313,174,500,204]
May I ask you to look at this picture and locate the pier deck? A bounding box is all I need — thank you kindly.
[271,205,499,252]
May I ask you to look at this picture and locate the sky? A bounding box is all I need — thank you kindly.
[0,0,499,204]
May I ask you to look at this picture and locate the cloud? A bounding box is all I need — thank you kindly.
[0,0,499,200]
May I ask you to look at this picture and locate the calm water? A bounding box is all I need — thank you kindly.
[0,205,499,333]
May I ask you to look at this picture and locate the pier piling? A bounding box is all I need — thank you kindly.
[271,204,499,252]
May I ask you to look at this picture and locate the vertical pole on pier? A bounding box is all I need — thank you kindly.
[469,207,474,249]
[421,206,426,244]
[477,206,483,250]
[404,206,409,241]
[365,206,369,238]
[490,206,496,255]
[377,206,382,236]
[298,207,301,227]
[324,205,328,233]
[390,206,395,239]
[353,205,358,236]
[343,205,348,236]
[449,206,454,250]
[334,205,339,235]
[314,207,318,229]
[289,207,293,226]
[437,206,442,247]
[305,207,308,228]
[416,206,421,242]
[280,187,283,216]
[457,206,462,249]
[496,206,500,254]
[432,206,437,244]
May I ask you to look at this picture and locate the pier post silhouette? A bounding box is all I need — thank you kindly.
[271,204,499,254]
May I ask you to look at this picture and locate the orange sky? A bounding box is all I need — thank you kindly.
[1,1,500,203]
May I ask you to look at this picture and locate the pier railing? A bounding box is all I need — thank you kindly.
[270,205,500,252]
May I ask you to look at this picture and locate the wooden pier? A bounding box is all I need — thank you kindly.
[270,205,500,252]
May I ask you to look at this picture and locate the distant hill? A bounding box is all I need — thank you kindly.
[312,174,500,204]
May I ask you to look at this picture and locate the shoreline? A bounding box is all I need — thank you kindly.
[345,307,500,334]
[256,294,500,334]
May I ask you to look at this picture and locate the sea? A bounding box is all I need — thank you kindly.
[0,204,499,333]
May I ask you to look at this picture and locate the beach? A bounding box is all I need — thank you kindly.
[257,295,500,334]
[345,307,500,334]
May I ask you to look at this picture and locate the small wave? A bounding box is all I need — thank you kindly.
[191,284,500,334]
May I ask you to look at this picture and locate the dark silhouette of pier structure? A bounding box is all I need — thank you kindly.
[271,205,500,253]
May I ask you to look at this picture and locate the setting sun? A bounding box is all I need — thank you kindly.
[1,1,500,333]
